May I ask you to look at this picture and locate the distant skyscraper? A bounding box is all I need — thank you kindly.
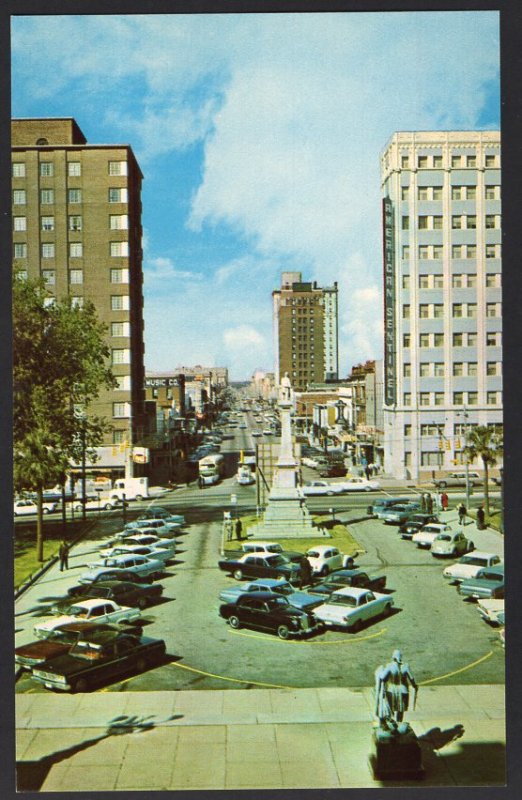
[273,272,338,392]
[11,117,146,448]
[380,131,502,480]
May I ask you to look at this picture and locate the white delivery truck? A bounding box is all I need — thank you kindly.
[109,477,150,502]
[198,454,225,486]
[236,464,255,485]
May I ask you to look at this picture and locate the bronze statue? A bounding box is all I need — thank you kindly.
[374,649,418,731]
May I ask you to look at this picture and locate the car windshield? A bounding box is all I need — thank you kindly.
[267,597,290,609]
[268,555,289,566]
[69,606,90,617]
[423,527,438,533]
[459,556,486,566]
[307,551,320,558]
[435,534,452,541]
[266,544,283,553]
[273,584,293,596]
[70,640,104,660]
[389,506,407,512]
[328,594,357,607]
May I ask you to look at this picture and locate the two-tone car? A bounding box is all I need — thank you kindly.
[15,622,126,671]
[218,578,323,611]
[308,569,387,597]
[138,508,186,525]
[457,565,505,600]
[218,553,303,583]
[52,580,163,613]
[312,586,394,631]
[34,598,142,639]
[14,498,58,516]
[477,598,505,627]
[381,503,422,525]
[219,592,321,639]
[30,629,166,692]
[399,513,440,540]
[443,552,503,584]
[91,545,173,567]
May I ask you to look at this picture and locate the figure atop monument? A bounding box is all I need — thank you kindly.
[374,649,418,732]
[279,372,292,404]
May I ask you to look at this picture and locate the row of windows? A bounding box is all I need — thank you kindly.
[401,185,500,201]
[402,302,501,319]
[401,153,499,169]
[402,214,500,230]
[16,268,131,286]
[405,423,499,437]
[404,361,501,377]
[402,273,500,289]
[13,188,128,205]
[14,241,130,259]
[13,214,129,232]
[402,244,501,260]
[403,391,502,406]
[12,160,127,178]
[403,331,501,347]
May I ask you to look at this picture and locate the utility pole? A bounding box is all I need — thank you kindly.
[462,407,471,510]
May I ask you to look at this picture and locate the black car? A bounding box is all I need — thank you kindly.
[309,569,387,597]
[219,592,321,639]
[218,553,303,583]
[68,569,151,592]
[399,513,440,539]
[57,580,163,612]
[318,464,347,478]
[30,630,166,692]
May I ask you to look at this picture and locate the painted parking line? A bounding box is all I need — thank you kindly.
[419,650,494,686]
[228,628,387,644]
[168,660,293,690]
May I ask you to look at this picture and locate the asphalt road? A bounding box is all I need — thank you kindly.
[15,413,505,695]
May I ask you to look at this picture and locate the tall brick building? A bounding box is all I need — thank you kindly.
[11,118,146,450]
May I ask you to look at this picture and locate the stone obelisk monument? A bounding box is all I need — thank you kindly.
[248,373,321,539]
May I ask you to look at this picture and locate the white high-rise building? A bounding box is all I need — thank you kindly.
[380,131,502,480]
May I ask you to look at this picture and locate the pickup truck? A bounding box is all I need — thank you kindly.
[309,569,386,597]
[457,565,505,600]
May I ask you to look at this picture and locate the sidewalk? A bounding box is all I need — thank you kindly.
[16,684,505,790]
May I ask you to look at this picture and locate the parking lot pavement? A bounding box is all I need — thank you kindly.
[16,684,505,790]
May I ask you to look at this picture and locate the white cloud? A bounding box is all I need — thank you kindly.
[223,325,265,350]
[144,256,203,288]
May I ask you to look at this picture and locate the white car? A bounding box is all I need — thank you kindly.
[335,478,381,492]
[312,587,394,630]
[301,481,345,497]
[305,545,354,576]
[124,518,181,534]
[34,598,142,639]
[95,544,173,564]
[412,523,453,549]
[262,429,273,435]
[431,530,474,558]
[14,499,58,516]
[443,552,503,584]
[252,431,262,437]
[118,533,176,553]
[73,497,119,512]
[237,469,255,486]
[477,598,505,626]
[302,457,320,469]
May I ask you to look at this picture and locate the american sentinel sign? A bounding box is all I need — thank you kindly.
[382,197,396,406]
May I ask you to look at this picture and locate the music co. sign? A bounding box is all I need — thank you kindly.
[382,197,396,406]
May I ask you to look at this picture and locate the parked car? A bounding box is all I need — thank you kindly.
[443,552,503,584]
[318,464,347,478]
[82,554,165,582]
[218,553,303,583]
[218,579,323,611]
[305,545,353,576]
[138,508,185,524]
[381,503,422,525]
[399,514,440,539]
[72,568,152,590]
[411,523,454,549]
[309,569,387,597]
[371,497,414,519]
[219,593,321,639]
[124,518,181,534]
[14,498,58,516]
[252,431,262,437]
[477,598,505,626]
[118,533,176,552]
[52,580,163,613]
[457,565,505,600]
[73,497,119,512]
[94,544,173,565]
[238,541,304,562]
[34,598,142,639]
[431,530,474,557]
[312,587,394,631]
[302,456,320,468]
[433,471,483,489]
[301,481,345,497]
[30,630,166,692]
[335,477,381,492]
[15,622,125,671]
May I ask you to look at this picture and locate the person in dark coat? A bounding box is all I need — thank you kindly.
[298,556,313,587]
[426,493,434,515]
[476,506,486,530]
[59,541,69,571]
[458,502,467,526]
[235,519,243,540]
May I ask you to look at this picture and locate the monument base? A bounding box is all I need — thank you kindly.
[248,488,326,539]
[369,725,424,781]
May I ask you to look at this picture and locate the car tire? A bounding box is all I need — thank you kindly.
[229,615,241,629]
[137,597,148,610]
[135,494,143,502]
[233,569,243,581]
[74,677,89,693]
[326,491,334,496]
[104,503,113,511]
[438,481,447,488]
[468,541,475,551]
[383,603,393,616]
[43,508,50,515]
[277,625,290,640]
[320,566,329,577]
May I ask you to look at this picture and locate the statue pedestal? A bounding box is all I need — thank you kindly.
[248,485,321,539]
[369,725,424,781]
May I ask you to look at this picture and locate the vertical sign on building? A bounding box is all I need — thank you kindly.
[382,197,396,406]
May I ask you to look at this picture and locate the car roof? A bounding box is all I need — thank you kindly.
[249,578,288,587]
[461,550,499,559]
[238,591,287,601]
[307,545,337,554]
[70,598,115,609]
[477,565,505,575]
[247,541,281,548]
[329,586,372,598]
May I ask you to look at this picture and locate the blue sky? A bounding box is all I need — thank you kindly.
[11,12,500,380]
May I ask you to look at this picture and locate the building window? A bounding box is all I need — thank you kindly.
[421,424,440,436]
[466,186,477,200]
[110,241,129,257]
[42,269,55,285]
[452,245,463,260]
[433,216,443,230]
[418,155,428,168]
[111,294,130,310]
[418,187,428,201]
[451,155,462,167]
[108,187,128,203]
[466,245,477,259]
[419,393,430,407]
[485,214,497,229]
[404,425,412,436]
[434,363,445,377]
[402,305,410,319]
[485,154,497,167]
[419,246,429,260]
[43,297,56,308]
[466,155,477,168]
[487,391,500,405]
[402,275,410,289]
[466,274,477,288]
[69,269,83,284]
[466,215,477,229]
[401,186,409,200]
[453,392,464,405]
[401,155,410,168]
[434,392,445,406]
[452,215,462,229]
[453,362,463,376]
[485,244,498,259]
[108,160,128,176]
[485,185,498,200]
[111,322,130,337]
[433,246,443,259]
[13,217,27,231]
[452,303,463,318]
[13,190,26,205]
[418,215,428,229]
[402,216,409,230]
[403,393,411,406]
[403,334,411,348]
[432,187,443,201]
[468,392,478,405]
[467,303,477,318]
[433,333,444,347]
[41,216,55,231]
[68,189,82,203]
[419,304,429,319]
[112,348,131,365]
[68,161,81,176]
[14,243,27,258]
[432,304,444,319]
[113,429,126,444]
[419,363,430,377]
[402,246,410,260]
[113,402,130,418]
[69,242,83,258]
[453,334,463,347]
[16,270,28,280]
[110,214,129,230]
[467,332,478,346]
[68,215,82,232]
[12,162,26,177]
[71,296,84,308]
[115,375,131,391]
[486,273,501,288]
[451,186,462,200]
[40,162,54,177]
[403,363,411,377]
[433,275,444,289]
[40,189,54,204]
[467,362,478,376]
[421,452,441,467]
[419,334,430,348]
[486,332,500,346]
[486,303,499,317]
[419,275,429,289]
[41,243,55,258]
[433,155,443,168]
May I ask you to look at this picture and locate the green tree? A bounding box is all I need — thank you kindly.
[463,425,503,517]
[13,277,116,561]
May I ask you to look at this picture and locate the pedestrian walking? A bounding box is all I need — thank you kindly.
[299,556,313,588]
[476,506,486,530]
[441,491,449,511]
[235,519,243,540]
[420,493,427,513]
[426,493,434,515]
[58,540,69,571]
[365,465,371,481]
[458,502,467,526]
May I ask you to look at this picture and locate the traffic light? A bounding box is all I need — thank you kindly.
[455,438,461,449]
[438,440,444,450]
[445,440,451,450]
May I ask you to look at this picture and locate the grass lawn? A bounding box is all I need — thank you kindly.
[223,513,364,556]
[14,519,93,589]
